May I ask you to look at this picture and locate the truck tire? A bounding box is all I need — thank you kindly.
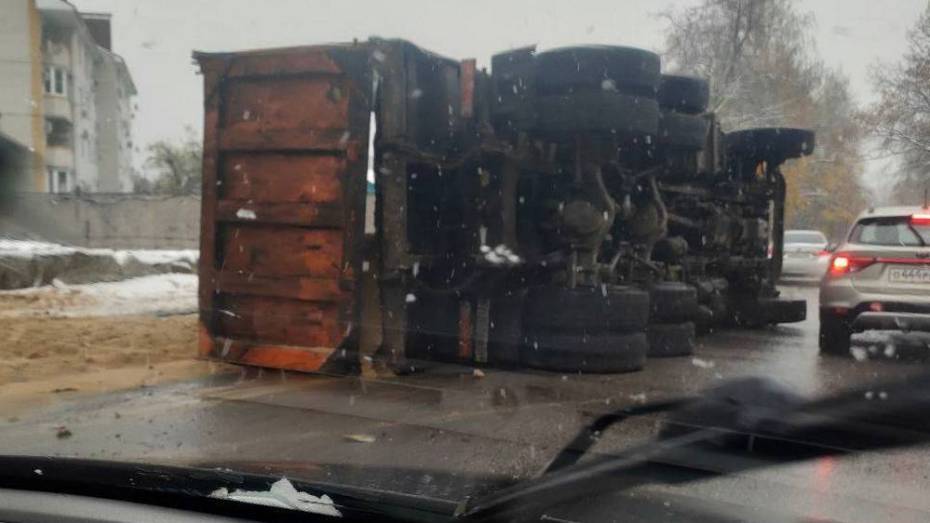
[725,127,816,163]
[522,331,647,373]
[648,282,699,323]
[657,111,709,150]
[657,75,710,114]
[535,92,659,135]
[647,322,696,357]
[819,312,851,356]
[524,284,649,333]
[534,46,661,95]
[766,299,807,324]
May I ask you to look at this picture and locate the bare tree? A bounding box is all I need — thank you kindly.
[865,4,930,204]
[130,173,154,194]
[143,126,202,195]
[661,0,818,130]
[662,0,866,238]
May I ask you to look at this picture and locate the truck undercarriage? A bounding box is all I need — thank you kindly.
[195,39,814,375]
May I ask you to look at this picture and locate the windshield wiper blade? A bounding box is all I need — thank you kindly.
[542,398,691,473]
[459,373,930,522]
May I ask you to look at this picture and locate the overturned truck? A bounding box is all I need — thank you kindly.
[195,40,813,375]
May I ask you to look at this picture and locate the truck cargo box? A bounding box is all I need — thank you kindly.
[195,44,373,372]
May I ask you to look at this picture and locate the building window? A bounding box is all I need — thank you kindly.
[47,167,73,193]
[45,118,72,147]
[43,65,68,96]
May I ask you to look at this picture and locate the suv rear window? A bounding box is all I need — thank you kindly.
[784,231,826,244]
[850,217,930,246]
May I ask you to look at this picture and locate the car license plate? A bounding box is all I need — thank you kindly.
[888,267,930,283]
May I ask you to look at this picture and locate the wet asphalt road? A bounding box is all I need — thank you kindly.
[3,284,930,522]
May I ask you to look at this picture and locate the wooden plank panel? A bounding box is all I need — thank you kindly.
[208,339,339,373]
[224,49,343,77]
[195,44,372,371]
[215,294,341,347]
[198,58,223,333]
[213,270,345,302]
[221,225,343,278]
[221,154,345,204]
[219,128,352,152]
[223,77,349,131]
[216,201,344,228]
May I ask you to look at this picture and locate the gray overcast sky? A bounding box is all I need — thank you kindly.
[70,0,928,175]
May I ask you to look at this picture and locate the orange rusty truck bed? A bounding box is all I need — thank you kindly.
[194,44,373,373]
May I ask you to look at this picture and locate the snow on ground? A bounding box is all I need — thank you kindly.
[0,273,198,318]
[0,239,197,266]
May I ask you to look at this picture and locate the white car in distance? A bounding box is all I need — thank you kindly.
[781,229,831,279]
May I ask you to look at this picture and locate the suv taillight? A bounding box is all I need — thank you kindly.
[828,253,875,276]
[911,213,930,225]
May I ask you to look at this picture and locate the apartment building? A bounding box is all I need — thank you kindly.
[0,0,136,193]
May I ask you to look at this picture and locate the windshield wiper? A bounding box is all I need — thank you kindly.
[459,373,930,522]
[542,398,691,473]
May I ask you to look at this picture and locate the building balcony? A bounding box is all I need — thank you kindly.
[45,145,74,168]
[43,44,71,68]
[43,94,72,121]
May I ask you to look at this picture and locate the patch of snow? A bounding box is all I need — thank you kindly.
[483,244,521,266]
[236,208,257,220]
[0,238,197,267]
[691,357,715,369]
[849,346,869,361]
[343,434,376,443]
[0,273,197,318]
[853,330,894,343]
[122,249,197,266]
[209,478,341,517]
[484,252,505,265]
[0,239,79,257]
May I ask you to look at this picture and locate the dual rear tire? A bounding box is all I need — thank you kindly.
[647,282,699,358]
[522,285,649,373]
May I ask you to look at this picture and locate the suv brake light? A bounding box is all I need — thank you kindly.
[912,213,930,225]
[828,253,875,276]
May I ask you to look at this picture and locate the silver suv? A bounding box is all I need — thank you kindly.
[819,206,930,354]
